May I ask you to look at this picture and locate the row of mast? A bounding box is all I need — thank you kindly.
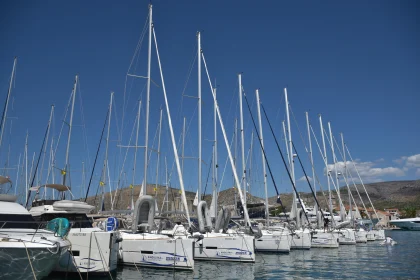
[0,5,381,227]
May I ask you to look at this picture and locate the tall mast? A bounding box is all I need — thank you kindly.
[182,117,186,175]
[133,100,141,203]
[51,138,55,199]
[284,88,298,224]
[306,112,318,221]
[42,105,54,199]
[234,118,238,213]
[234,118,238,185]
[100,92,113,211]
[23,132,29,204]
[341,133,352,222]
[154,108,163,197]
[282,119,297,221]
[164,156,169,212]
[142,3,153,196]
[153,26,191,223]
[328,122,345,222]
[282,121,289,164]
[63,75,78,187]
[81,161,85,201]
[256,89,269,226]
[238,74,247,204]
[200,52,251,226]
[14,153,21,195]
[249,131,253,196]
[0,57,17,152]
[213,87,218,218]
[319,114,333,226]
[197,31,202,202]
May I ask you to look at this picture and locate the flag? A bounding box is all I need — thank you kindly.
[99,181,105,186]
[61,170,66,175]
[129,184,134,189]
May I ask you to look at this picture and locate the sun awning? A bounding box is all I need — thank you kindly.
[0,176,12,185]
[29,184,71,192]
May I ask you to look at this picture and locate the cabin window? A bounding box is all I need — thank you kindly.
[33,213,92,228]
[71,250,80,256]
[0,214,38,229]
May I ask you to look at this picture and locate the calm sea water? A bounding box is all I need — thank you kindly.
[46,230,420,280]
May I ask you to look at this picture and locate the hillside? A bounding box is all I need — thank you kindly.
[86,180,420,213]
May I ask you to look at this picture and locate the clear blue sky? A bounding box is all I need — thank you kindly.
[0,0,419,203]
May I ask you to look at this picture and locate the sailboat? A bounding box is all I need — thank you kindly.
[117,5,194,270]
[186,34,255,262]
[283,89,312,250]
[241,87,291,253]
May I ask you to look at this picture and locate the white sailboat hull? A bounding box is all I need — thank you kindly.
[54,228,119,274]
[290,229,311,250]
[311,230,339,248]
[119,231,194,270]
[355,230,367,243]
[375,229,386,240]
[194,233,255,262]
[255,229,291,253]
[337,229,357,245]
[366,231,376,241]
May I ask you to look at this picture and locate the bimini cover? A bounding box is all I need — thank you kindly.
[335,220,351,229]
[0,194,17,202]
[30,184,71,192]
[46,218,71,237]
[0,176,12,185]
[52,200,95,213]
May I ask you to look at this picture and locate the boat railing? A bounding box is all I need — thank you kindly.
[0,219,71,240]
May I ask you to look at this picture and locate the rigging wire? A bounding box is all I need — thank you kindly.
[85,108,109,202]
[241,92,289,221]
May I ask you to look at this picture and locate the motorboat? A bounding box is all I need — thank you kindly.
[390,217,420,231]
[29,184,120,274]
[0,194,71,280]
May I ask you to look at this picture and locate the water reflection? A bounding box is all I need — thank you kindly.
[46,231,420,280]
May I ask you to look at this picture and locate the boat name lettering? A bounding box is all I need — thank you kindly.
[72,233,87,236]
[235,251,248,255]
[166,256,186,262]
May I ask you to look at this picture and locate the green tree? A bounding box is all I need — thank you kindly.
[402,206,417,218]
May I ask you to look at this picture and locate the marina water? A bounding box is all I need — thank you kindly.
[45,230,419,279]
